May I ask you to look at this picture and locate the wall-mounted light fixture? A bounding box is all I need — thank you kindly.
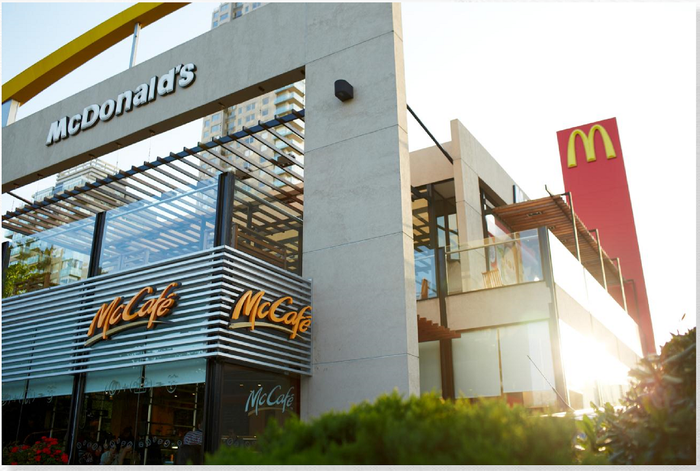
[334,79,353,102]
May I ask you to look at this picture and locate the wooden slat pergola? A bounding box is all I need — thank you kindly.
[491,193,624,294]
[417,315,461,342]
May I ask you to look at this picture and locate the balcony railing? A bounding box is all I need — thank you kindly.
[444,229,544,295]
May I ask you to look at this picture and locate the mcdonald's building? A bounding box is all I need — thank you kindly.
[1,3,649,465]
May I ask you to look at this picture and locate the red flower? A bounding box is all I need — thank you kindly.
[54,449,61,455]
[11,462,17,465]
[35,456,41,462]
[61,454,69,464]
[35,449,42,454]
[10,446,18,453]
[21,445,29,450]
[41,436,47,440]
[42,447,50,454]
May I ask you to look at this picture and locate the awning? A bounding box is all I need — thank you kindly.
[491,194,622,289]
[417,315,461,342]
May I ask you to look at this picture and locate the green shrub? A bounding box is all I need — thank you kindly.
[206,392,578,465]
[578,327,696,464]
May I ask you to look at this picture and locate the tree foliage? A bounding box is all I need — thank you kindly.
[2,263,37,298]
[206,392,578,465]
[578,327,696,464]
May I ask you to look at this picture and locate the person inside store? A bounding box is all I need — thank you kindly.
[176,419,203,465]
[100,443,119,465]
[116,426,139,465]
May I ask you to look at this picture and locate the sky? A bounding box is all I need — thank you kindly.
[1,2,696,348]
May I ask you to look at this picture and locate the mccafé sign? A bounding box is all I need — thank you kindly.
[46,63,196,146]
[229,290,312,340]
[566,124,617,168]
[85,282,180,346]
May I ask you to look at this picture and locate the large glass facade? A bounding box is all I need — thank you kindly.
[75,359,206,465]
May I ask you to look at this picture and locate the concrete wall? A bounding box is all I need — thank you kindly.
[409,142,454,187]
[300,3,419,418]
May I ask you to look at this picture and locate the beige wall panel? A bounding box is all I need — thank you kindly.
[446,282,551,331]
[417,298,440,324]
[409,143,454,187]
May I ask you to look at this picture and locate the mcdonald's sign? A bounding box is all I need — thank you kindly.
[556,117,656,356]
[566,124,617,168]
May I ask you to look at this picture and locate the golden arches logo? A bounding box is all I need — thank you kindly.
[567,124,617,168]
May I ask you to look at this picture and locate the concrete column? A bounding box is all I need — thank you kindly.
[301,3,419,418]
[451,120,487,291]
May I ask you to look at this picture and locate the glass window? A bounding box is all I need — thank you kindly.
[262,97,269,105]
[4,216,95,298]
[419,341,442,395]
[499,321,554,394]
[261,109,269,117]
[246,115,254,122]
[204,119,210,128]
[212,21,218,27]
[237,118,242,126]
[216,364,298,450]
[232,177,303,274]
[220,3,229,10]
[453,329,501,398]
[77,361,206,465]
[2,377,73,449]
[212,113,220,123]
[220,13,229,20]
[211,124,221,133]
[98,177,218,276]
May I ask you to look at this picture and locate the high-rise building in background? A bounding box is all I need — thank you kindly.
[31,160,119,203]
[200,3,305,181]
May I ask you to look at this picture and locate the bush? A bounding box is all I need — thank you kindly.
[578,327,696,464]
[3,436,69,465]
[206,392,578,465]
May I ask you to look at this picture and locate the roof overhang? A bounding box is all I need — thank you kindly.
[491,194,622,289]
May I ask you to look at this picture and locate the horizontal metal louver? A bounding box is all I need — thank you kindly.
[2,246,312,384]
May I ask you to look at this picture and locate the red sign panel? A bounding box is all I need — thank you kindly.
[556,117,655,355]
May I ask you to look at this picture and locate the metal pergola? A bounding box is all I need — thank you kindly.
[3,110,306,275]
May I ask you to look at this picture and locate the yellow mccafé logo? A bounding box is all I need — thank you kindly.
[567,124,617,168]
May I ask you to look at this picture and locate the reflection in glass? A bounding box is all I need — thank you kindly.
[98,178,218,276]
[218,364,299,451]
[413,180,458,300]
[452,321,558,409]
[446,229,543,295]
[1,377,73,450]
[78,362,206,465]
[232,178,302,275]
[4,216,95,297]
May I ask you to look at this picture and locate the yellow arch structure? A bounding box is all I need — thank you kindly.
[2,3,188,104]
